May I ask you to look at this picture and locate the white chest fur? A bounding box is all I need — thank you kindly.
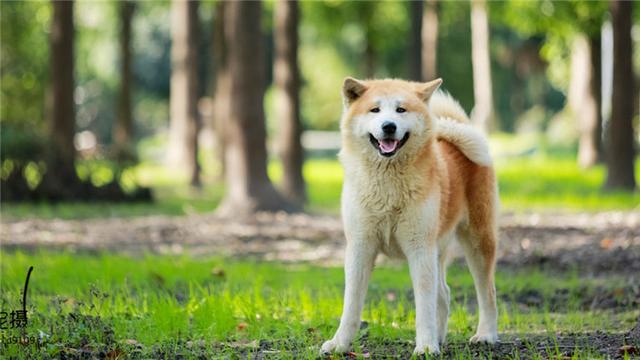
[341,160,440,258]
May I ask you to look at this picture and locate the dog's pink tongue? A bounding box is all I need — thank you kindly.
[379,139,399,153]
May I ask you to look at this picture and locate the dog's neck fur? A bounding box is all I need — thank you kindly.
[340,136,440,212]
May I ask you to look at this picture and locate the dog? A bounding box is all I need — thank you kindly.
[321,78,499,355]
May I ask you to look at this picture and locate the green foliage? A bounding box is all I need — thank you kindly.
[0,125,45,162]
[0,1,50,128]
[493,0,608,91]
[298,1,411,130]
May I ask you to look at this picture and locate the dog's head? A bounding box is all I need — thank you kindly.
[339,77,442,161]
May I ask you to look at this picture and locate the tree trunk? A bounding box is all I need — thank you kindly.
[605,0,636,191]
[217,0,294,216]
[113,0,136,161]
[589,34,603,164]
[168,0,200,187]
[421,0,438,81]
[46,0,77,193]
[274,0,305,206]
[408,0,423,81]
[364,39,375,78]
[470,0,495,132]
[212,0,228,181]
[568,34,600,168]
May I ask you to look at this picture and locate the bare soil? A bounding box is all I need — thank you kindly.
[2,211,638,275]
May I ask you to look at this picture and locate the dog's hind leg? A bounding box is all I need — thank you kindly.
[458,222,498,343]
[436,236,453,345]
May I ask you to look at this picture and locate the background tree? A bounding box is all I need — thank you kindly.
[113,0,136,161]
[408,0,423,81]
[275,0,305,206]
[217,1,293,216]
[605,0,636,190]
[211,0,228,180]
[568,35,600,168]
[495,1,608,166]
[470,0,495,132]
[168,0,201,187]
[43,0,78,197]
[421,0,438,81]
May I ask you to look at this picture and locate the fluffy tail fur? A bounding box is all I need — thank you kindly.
[429,91,492,167]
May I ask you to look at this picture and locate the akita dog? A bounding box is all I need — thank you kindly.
[321,78,499,355]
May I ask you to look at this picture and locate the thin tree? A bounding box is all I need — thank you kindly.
[361,5,376,78]
[605,0,636,190]
[113,0,136,161]
[211,0,228,180]
[217,1,294,216]
[470,0,495,132]
[45,0,77,196]
[408,0,423,81]
[568,34,600,168]
[274,0,305,206]
[589,34,603,165]
[168,0,201,187]
[421,0,438,81]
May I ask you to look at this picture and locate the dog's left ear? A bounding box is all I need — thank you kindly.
[342,77,368,104]
[416,78,443,102]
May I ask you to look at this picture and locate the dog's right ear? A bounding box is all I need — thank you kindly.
[416,78,443,102]
[342,77,367,104]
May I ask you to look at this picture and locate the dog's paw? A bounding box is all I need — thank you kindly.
[412,342,440,356]
[320,338,349,355]
[438,333,447,346]
[469,332,498,344]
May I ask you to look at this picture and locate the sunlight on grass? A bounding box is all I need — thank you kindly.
[1,252,637,358]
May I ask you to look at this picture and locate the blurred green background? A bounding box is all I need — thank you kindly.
[1,0,638,217]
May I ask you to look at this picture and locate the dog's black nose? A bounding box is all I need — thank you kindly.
[382,121,396,134]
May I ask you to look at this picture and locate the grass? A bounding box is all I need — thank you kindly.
[2,153,638,220]
[0,251,637,358]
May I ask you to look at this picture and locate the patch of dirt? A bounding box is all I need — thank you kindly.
[437,330,640,360]
[1,211,639,275]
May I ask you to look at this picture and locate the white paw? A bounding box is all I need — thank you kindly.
[320,338,349,354]
[413,342,440,356]
[438,333,447,346]
[469,332,498,344]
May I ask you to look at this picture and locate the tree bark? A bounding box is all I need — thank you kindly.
[217,0,294,216]
[168,0,200,187]
[274,0,305,206]
[364,39,375,78]
[589,35,603,164]
[408,0,423,81]
[605,0,636,190]
[470,0,495,132]
[47,0,77,190]
[212,0,228,181]
[421,0,438,81]
[568,35,600,168]
[114,0,136,161]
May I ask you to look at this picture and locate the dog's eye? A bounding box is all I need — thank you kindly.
[370,107,380,113]
[396,107,406,113]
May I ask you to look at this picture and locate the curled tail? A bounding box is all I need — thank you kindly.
[429,91,492,167]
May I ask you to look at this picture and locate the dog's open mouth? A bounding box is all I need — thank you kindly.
[369,133,410,157]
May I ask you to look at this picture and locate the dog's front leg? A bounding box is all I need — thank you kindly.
[321,239,377,354]
[405,242,440,355]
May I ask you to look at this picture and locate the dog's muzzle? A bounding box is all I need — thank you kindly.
[369,132,410,157]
